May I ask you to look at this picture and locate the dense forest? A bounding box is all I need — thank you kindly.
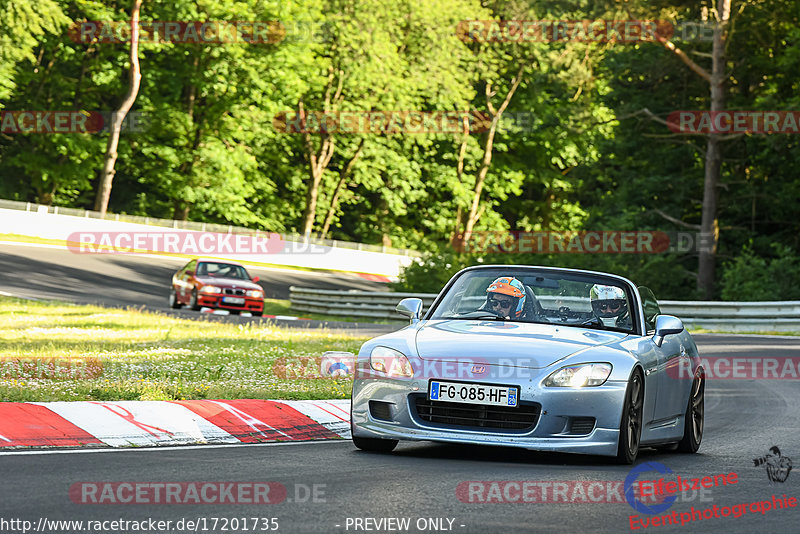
[1,0,798,300]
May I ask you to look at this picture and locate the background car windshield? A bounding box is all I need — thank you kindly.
[429,269,634,333]
[196,262,249,280]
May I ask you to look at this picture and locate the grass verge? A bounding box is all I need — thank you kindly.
[0,297,365,402]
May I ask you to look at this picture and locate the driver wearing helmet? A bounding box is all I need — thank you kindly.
[483,276,526,319]
[590,284,631,329]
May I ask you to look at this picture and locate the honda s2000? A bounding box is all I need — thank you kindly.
[351,265,704,463]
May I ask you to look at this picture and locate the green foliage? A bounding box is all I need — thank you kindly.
[0,0,797,296]
[720,245,800,301]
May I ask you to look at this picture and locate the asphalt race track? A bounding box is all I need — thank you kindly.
[1,334,799,534]
[2,338,800,533]
[0,242,397,335]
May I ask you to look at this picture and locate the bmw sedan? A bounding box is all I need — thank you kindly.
[169,258,264,316]
[350,265,705,463]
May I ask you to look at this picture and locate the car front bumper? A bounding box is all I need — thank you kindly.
[351,369,628,457]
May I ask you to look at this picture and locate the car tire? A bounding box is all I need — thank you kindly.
[677,372,704,453]
[169,288,181,309]
[352,436,399,453]
[252,311,263,317]
[189,288,200,311]
[616,369,644,464]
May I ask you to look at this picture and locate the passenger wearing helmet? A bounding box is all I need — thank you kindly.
[483,276,526,319]
[590,284,631,329]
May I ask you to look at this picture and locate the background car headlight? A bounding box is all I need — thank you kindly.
[369,346,413,378]
[199,286,222,294]
[544,363,612,387]
[245,289,264,297]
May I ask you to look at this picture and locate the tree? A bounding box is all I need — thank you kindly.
[93,0,143,216]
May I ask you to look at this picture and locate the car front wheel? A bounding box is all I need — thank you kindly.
[677,372,704,453]
[616,370,644,464]
[189,288,201,311]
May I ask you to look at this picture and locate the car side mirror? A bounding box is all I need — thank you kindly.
[251,276,260,283]
[652,315,684,347]
[186,270,194,277]
[396,298,423,324]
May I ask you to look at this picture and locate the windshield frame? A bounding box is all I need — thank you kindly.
[424,265,644,336]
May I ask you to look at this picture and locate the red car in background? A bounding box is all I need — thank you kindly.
[170,258,264,316]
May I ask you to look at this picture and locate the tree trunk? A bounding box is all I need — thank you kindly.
[450,115,470,251]
[320,138,365,238]
[697,0,730,299]
[455,66,525,250]
[299,99,335,235]
[94,0,143,216]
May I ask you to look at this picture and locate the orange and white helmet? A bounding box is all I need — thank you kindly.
[486,276,526,318]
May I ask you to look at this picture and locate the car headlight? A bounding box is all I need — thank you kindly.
[245,289,264,298]
[369,346,414,378]
[199,286,222,294]
[543,363,612,387]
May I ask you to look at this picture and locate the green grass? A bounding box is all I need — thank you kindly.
[0,297,366,402]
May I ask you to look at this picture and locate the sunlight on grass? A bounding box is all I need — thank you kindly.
[0,297,366,402]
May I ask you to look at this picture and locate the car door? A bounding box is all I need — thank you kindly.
[640,286,686,422]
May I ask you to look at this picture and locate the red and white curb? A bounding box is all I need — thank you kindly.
[0,399,350,448]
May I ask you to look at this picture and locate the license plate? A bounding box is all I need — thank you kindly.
[429,380,518,407]
[222,297,245,305]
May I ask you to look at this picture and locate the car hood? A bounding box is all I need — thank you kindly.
[414,320,627,369]
[194,277,261,290]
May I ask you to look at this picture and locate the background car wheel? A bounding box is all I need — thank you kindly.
[189,289,201,311]
[616,370,644,464]
[353,436,398,453]
[169,288,181,309]
[252,311,263,317]
[677,372,704,453]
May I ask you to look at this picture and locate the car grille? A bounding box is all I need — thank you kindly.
[411,394,540,431]
[224,288,246,296]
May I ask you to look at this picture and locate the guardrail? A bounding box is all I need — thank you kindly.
[289,287,800,332]
[0,198,419,257]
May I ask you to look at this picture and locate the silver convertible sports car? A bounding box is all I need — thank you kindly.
[350,265,705,463]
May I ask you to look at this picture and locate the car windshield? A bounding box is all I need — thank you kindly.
[196,262,250,280]
[428,268,636,334]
